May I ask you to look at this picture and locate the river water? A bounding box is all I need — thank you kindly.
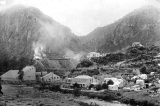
[0,85,129,106]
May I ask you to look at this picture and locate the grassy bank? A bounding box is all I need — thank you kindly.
[38,85,160,106]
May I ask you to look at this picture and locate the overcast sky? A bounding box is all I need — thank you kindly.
[0,0,160,36]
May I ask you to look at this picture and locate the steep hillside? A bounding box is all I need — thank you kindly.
[0,4,81,72]
[80,5,160,53]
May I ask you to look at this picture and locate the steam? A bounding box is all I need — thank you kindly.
[64,49,86,63]
[32,22,54,60]
[33,42,45,60]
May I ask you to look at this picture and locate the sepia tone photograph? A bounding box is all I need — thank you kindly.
[0,0,160,106]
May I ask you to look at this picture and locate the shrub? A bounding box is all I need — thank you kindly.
[140,100,148,106]
[77,59,93,68]
[73,83,80,89]
[140,65,149,74]
[95,84,102,91]
[116,92,122,96]
[73,88,81,97]
[87,69,100,76]
[107,80,114,85]
[102,83,108,89]
[89,84,94,90]
[129,98,137,105]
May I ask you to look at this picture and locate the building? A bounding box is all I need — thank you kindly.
[0,70,19,82]
[64,77,72,84]
[36,71,48,76]
[154,53,160,59]
[100,53,109,57]
[104,77,122,90]
[132,42,143,47]
[87,52,100,59]
[40,72,61,82]
[22,66,36,81]
[132,68,140,75]
[71,75,99,88]
[104,77,121,85]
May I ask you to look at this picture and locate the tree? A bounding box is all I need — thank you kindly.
[95,84,102,91]
[87,69,100,76]
[107,80,114,85]
[18,71,24,81]
[89,84,94,90]
[77,59,93,68]
[140,65,148,74]
[73,88,81,97]
[73,83,80,89]
[102,83,108,89]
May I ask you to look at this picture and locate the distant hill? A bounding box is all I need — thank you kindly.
[80,5,160,53]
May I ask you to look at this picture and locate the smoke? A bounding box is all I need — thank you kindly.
[32,42,45,59]
[64,49,86,62]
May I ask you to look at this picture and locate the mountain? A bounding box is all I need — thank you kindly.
[1,4,160,73]
[80,5,160,53]
[0,5,81,72]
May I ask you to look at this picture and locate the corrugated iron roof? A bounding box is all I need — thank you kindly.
[0,70,19,80]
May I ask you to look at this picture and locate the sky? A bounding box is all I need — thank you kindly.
[0,0,160,36]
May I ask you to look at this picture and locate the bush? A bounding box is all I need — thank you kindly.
[73,88,81,97]
[95,84,102,91]
[107,80,114,85]
[129,98,137,105]
[102,83,108,89]
[87,69,100,76]
[89,84,94,90]
[140,65,149,74]
[73,83,80,89]
[77,59,93,68]
[116,92,122,96]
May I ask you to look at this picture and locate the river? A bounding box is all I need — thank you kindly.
[0,85,129,106]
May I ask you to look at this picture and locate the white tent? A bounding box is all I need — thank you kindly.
[0,70,19,81]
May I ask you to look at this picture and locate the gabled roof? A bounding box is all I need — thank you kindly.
[42,72,59,78]
[34,60,48,71]
[0,70,19,80]
[23,66,35,72]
